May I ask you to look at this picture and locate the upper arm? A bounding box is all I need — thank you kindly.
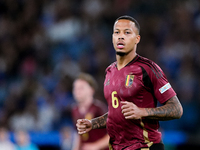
[141,62,176,105]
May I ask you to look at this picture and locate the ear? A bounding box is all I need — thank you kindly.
[136,35,141,44]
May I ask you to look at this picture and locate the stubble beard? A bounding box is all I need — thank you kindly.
[116,51,127,56]
[116,49,133,57]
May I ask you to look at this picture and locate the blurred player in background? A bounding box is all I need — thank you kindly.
[71,73,109,150]
[76,15,183,150]
[14,130,39,150]
[60,126,78,150]
[0,126,15,150]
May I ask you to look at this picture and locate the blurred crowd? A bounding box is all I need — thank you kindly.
[0,127,39,150]
[0,0,200,148]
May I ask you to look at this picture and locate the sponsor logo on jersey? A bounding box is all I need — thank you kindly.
[125,75,134,87]
[159,83,171,94]
[105,79,110,86]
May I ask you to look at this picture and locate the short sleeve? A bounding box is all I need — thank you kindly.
[146,63,176,104]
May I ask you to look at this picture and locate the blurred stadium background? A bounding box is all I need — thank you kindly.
[0,0,200,150]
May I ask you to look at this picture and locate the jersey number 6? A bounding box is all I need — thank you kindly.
[111,91,119,108]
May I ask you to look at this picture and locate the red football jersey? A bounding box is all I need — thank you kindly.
[104,55,176,150]
[72,99,109,150]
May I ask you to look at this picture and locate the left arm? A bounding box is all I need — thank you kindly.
[121,96,183,121]
[144,95,183,120]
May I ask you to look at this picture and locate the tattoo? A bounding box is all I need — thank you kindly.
[145,96,183,121]
[91,112,108,129]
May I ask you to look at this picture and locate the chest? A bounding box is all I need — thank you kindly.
[104,65,144,103]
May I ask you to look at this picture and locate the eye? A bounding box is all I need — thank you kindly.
[125,31,131,34]
[114,31,119,34]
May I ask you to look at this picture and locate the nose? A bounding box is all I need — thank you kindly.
[118,37,124,40]
[118,32,125,40]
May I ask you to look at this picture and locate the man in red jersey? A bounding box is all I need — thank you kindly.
[72,73,109,150]
[76,16,183,150]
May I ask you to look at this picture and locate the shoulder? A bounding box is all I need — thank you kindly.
[93,99,107,107]
[71,103,78,112]
[93,99,107,112]
[136,55,164,79]
[137,55,158,68]
[105,61,117,73]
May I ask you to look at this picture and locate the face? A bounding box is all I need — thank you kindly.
[73,79,94,103]
[15,131,29,145]
[0,128,8,141]
[112,19,140,55]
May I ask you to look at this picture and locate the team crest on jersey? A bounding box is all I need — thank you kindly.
[125,75,134,87]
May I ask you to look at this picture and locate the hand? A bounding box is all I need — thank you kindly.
[121,101,145,119]
[82,143,99,150]
[76,119,92,134]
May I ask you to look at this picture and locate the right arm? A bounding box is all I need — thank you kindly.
[76,112,108,134]
[76,113,109,150]
[91,112,108,129]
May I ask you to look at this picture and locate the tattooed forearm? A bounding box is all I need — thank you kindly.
[91,112,108,129]
[145,96,183,121]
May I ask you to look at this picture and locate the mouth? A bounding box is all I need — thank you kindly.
[117,42,125,49]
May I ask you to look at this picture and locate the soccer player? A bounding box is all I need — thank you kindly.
[76,16,183,150]
[72,73,109,150]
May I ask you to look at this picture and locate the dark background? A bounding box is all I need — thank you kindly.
[0,0,200,150]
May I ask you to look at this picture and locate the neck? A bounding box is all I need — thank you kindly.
[116,51,137,70]
[77,97,93,114]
